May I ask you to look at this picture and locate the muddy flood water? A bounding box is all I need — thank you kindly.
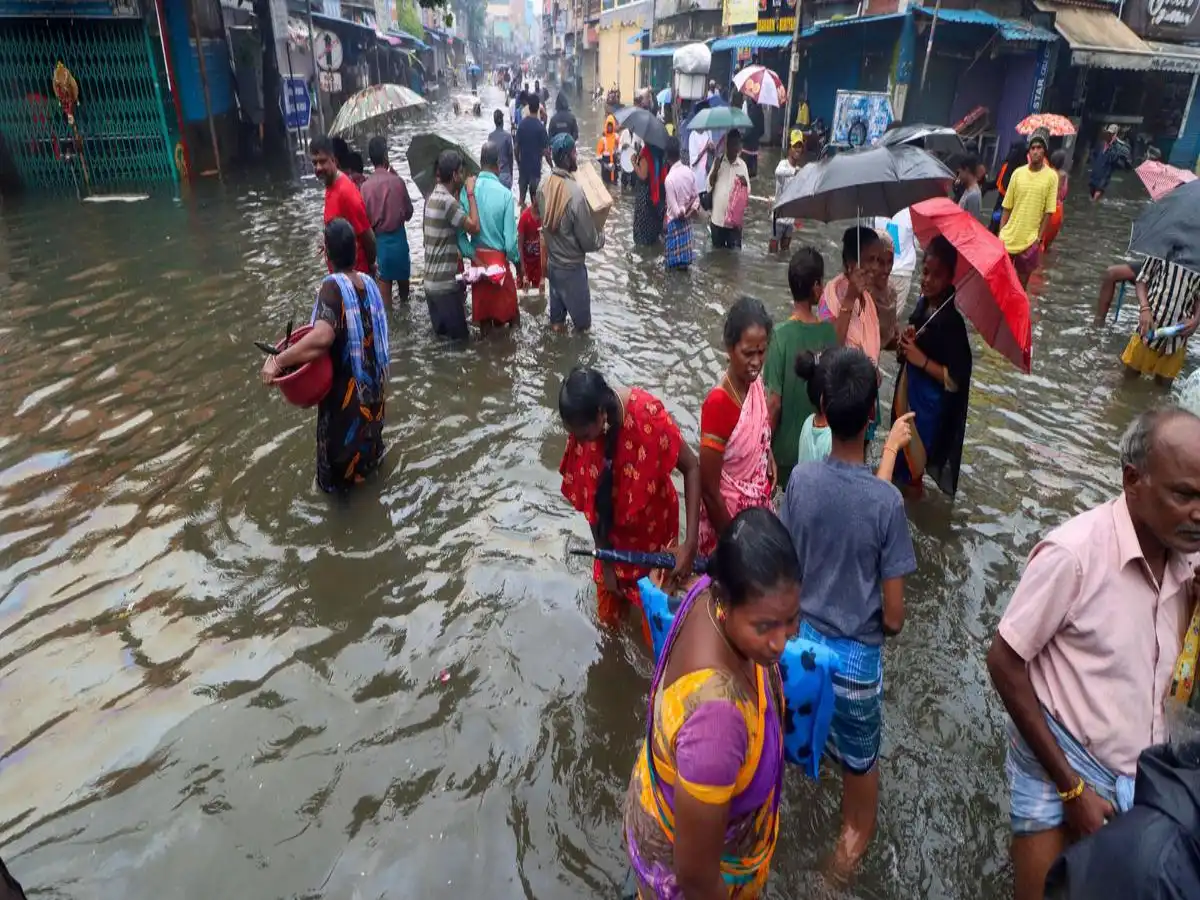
[0,86,1192,899]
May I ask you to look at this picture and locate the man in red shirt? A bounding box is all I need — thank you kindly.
[310,135,375,274]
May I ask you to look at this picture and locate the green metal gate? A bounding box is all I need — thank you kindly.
[0,16,178,194]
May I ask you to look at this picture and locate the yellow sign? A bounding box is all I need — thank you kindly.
[757,16,794,32]
[724,0,758,27]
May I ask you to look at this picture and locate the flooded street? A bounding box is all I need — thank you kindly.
[0,87,1190,899]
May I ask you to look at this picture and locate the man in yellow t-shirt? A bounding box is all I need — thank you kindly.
[999,130,1058,288]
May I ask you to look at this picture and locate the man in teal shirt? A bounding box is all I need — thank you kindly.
[459,141,521,327]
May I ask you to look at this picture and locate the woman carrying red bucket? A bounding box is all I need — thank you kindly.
[260,218,389,492]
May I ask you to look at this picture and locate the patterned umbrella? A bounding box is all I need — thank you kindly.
[329,83,428,137]
[1136,159,1197,201]
[1015,113,1076,137]
[733,64,786,108]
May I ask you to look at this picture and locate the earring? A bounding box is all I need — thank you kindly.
[601,417,609,435]
[715,604,727,624]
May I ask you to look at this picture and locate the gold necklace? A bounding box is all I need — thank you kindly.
[706,596,755,689]
[723,372,744,407]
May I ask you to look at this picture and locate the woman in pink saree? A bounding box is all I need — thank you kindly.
[699,298,776,555]
[818,225,891,366]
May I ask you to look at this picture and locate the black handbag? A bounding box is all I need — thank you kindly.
[699,190,713,212]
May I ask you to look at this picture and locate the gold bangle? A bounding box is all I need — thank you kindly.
[1057,777,1085,802]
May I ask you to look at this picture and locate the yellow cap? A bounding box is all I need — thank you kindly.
[789,129,805,147]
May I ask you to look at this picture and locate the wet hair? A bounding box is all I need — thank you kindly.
[527,94,540,113]
[818,346,878,440]
[794,351,824,409]
[787,246,824,302]
[722,296,773,350]
[727,128,743,146]
[324,217,357,271]
[957,153,979,175]
[480,140,500,169]
[925,235,958,275]
[1005,138,1029,168]
[493,108,504,128]
[436,149,463,183]
[558,367,622,544]
[665,135,681,164]
[332,136,352,169]
[1120,406,1199,470]
[1050,149,1067,170]
[367,136,388,167]
[308,135,334,158]
[841,225,880,266]
[709,507,799,608]
[347,151,365,175]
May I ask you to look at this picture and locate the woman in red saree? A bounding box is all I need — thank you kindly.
[699,297,776,556]
[559,367,701,643]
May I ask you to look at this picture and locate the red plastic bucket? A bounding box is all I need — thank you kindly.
[274,324,333,408]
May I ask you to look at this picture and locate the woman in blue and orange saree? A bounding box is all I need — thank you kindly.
[624,507,799,899]
[261,218,389,493]
[890,235,972,498]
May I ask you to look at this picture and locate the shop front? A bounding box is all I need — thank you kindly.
[1122,0,1200,169]
[597,0,647,103]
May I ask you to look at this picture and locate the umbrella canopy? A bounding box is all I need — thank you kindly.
[405,133,480,198]
[686,104,753,134]
[467,63,481,75]
[1136,159,1197,202]
[733,65,786,108]
[656,87,672,106]
[329,83,428,137]
[909,198,1032,373]
[1015,113,1075,137]
[774,144,953,222]
[877,123,966,159]
[614,106,670,150]
[1130,179,1200,274]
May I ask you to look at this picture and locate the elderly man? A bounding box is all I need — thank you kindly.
[458,141,520,329]
[987,406,1200,900]
[537,133,604,332]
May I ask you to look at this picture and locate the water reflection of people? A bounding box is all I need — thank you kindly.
[557,367,701,644]
[623,506,798,898]
[698,298,775,556]
[891,236,973,498]
[261,219,389,493]
[987,407,1200,900]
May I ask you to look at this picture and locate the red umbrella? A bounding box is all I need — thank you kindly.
[909,198,1032,373]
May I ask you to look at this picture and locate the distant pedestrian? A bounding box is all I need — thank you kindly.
[488,109,515,189]
[515,94,549,208]
[989,138,1028,235]
[999,130,1058,288]
[708,129,749,249]
[781,345,916,879]
[361,136,414,304]
[421,150,480,340]
[547,92,579,141]
[458,141,520,329]
[1089,124,1121,201]
[955,153,982,216]
[517,201,544,296]
[662,136,697,270]
[1042,149,1069,252]
[310,135,375,275]
[538,133,604,331]
[632,142,665,246]
[987,406,1200,900]
[770,130,805,253]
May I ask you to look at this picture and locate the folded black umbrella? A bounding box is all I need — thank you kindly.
[614,106,670,151]
[570,548,710,574]
[877,123,966,159]
[1129,180,1200,274]
[774,143,954,222]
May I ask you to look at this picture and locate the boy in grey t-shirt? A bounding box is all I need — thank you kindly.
[780,346,916,877]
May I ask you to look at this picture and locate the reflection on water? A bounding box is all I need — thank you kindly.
[0,88,1192,899]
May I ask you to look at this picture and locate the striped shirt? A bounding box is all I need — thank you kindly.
[1139,257,1200,355]
[423,183,467,294]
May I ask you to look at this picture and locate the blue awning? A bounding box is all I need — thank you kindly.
[627,28,649,45]
[311,11,376,39]
[389,29,431,51]
[711,33,792,51]
[798,11,907,37]
[914,7,1058,42]
[631,45,681,57]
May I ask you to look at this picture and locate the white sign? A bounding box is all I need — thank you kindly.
[319,70,343,91]
[315,29,343,72]
[1147,0,1199,30]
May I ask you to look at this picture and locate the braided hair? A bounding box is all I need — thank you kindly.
[558,367,623,545]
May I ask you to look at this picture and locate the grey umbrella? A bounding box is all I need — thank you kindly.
[614,106,670,150]
[774,144,954,222]
[877,123,966,160]
[1129,180,1200,274]
[406,133,480,199]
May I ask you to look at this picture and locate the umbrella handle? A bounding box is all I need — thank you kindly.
[1113,282,1126,321]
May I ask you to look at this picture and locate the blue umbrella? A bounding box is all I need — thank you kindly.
[570,548,711,574]
[656,87,672,106]
[467,63,481,75]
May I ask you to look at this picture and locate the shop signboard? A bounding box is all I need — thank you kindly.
[756,0,796,34]
[281,75,312,129]
[1124,0,1200,42]
[1028,43,1051,114]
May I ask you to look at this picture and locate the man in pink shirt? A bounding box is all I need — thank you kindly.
[987,406,1200,900]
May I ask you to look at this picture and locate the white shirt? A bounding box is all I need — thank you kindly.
[774,158,799,201]
[873,207,917,275]
[710,153,749,228]
[688,128,712,194]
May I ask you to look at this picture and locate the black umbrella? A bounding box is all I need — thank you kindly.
[877,123,967,160]
[1129,179,1200,274]
[614,106,670,150]
[774,143,954,222]
[406,133,480,199]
